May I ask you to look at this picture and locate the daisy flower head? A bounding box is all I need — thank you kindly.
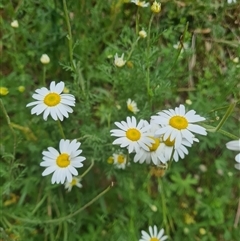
[113,153,128,169]
[110,116,154,153]
[134,122,167,165]
[226,139,240,170]
[40,139,86,184]
[64,176,82,192]
[114,53,126,67]
[151,104,207,148]
[163,136,199,162]
[0,87,9,96]
[26,81,75,121]
[127,98,140,114]
[139,225,168,241]
[151,1,161,13]
[131,0,149,7]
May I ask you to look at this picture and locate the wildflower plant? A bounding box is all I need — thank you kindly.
[1,0,239,240]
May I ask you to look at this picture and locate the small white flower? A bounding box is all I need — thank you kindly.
[11,20,19,28]
[26,81,75,121]
[134,122,167,165]
[40,54,50,64]
[127,98,140,114]
[113,153,127,169]
[162,136,198,162]
[40,139,86,184]
[226,139,240,170]
[151,104,207,148]
[114,53,126,67]
[131,0,149,7]
[139,225,168,241]
[110,116,154,153]
[227,0,236,4]
[64,176,82,192]
[139,30,147,38]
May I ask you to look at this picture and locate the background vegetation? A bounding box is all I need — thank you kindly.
[1,0,239,240]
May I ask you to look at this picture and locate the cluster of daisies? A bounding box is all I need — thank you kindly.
[110,104,207,167]
[26,81,85,189]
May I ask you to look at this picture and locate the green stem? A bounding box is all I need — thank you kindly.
[62,0,75,70]
[42,65,46,86]
[31,194,47,215]
[57,120,66,139]
[0,99,16,159]
[126,37,140,62]
[4,184,113,224]
[163,22,189,79]
[135,7,139,34]
[158,178,169,235]
[80,159,94,178]
[202,101,238,138]
[146,14,154,97]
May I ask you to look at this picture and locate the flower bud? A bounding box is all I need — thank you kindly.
[40,54,50,64]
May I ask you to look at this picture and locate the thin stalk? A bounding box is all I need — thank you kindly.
[126,37,140,62]
[158,178,169,235]
[57,120,66,139]
[202,101,238,138]
[146,14,154,97]
[80,159,94,178]
[62,0,75,70]
[0,99,16,159]
[31,194,47,215]
[135,7,140,34]
[4,184,113,224]
[42,66,46,86]
[163,22,189,79]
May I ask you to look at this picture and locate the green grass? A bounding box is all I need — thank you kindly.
[1,0,239,240]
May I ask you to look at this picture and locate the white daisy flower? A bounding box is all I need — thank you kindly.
[40,139,85,184]
[227,0,236,4]
[139,225,168,241]
[163,136,199,162]
[114,53,126,67]
[131,0,149,7]
[134,122,167,165]
[113,153,127,169]
[110,116,154,153]
[151,104,207,148]
[64,176,82,192]
[226,139,240,170]
[127,98,140,114]
[26,81,75,121]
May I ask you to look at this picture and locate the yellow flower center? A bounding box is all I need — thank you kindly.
[70,178,77,186]
[148,137,160,151]
[150,238,159,241]
[117,155,125,164]
[44,93,61,107]
[56,153,70,168]
[127,104,134,112]
[164,137,175,147]
[126,128,141,141]
[169,116,188,130]
[107,156,114,164]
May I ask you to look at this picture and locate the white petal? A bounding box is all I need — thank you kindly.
[42,166,56,176]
